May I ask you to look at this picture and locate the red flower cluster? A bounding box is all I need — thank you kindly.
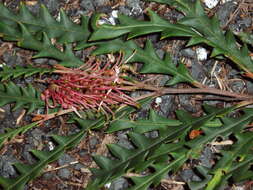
[41,59,137,113]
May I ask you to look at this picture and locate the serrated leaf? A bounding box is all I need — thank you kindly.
[0,82,44,113]
[90,1,253,74]
[0,65,52,81]
[87,105,227,189]
[17,26,82,66]
[0,3,90,43]
[77,39,196,85]
[0,131,86,190]
[0,122,38,149]
[128,155,186,190]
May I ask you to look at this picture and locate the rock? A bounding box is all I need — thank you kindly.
[126,0,143,16]
[58,168,71,179]
[22,144,37,164]
[199,147,213,168]
[94,0,110,7]
[191,61,205,81]
[3,52,23,67]
[42,172,55,180]
[0,155,18,178]
[118,6,132,16]
[178,95,197,112]
[217,1,236,26]
[181,48,196,59]
[27,128,45,148]
[156,95,174,118]
[117,131,134,149]
[80,0,95,11]
[58,154,75,166]
[40,0,60,13]
[180,169,201,182]
[74,163,85,171]
[109,177,129,190]
[89,136,99,149]
[33,58,49,64]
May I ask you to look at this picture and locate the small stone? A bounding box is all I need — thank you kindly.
[180,169,201,182]
[203,0,219,9]
[33,58,48,64]
[58,154,75,166]
[0,156,17,178]
[80,0,95,11]
[89,136,99,149]
[109,177,128,190]
[94,0,110,7]
[58,168,71,179]
[22,144,37,164]
[181,48,196,59]
[155,97,162,105]
[196,47,208,61]
[74,163,85,170]
[126,0,143,16]
[43,172,54,180]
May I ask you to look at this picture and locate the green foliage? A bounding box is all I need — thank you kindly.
[0,122,38,149]
[0,82,44,113]
[108,108,222,133]
[0,3,90,43]
[0,65,52,81]
[89,107,253,190]
[77,38,196,85]
[0,131,85,190]
[0,3,85,67]
[90,0,253,74]
[86,106,232,189]
[0,1,252,190]
[189,132,253,190]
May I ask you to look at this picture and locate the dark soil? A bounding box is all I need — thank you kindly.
[0,0,252,190]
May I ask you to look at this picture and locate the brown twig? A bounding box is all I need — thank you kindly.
[125,82,253,101]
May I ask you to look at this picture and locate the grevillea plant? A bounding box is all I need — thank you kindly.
[0,0,252,190]
[41,58,137,114]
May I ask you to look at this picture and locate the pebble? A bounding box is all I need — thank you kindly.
[196,47,208,61]
[217,1,236,26]
[180,169,201,182]
[80,0,95,11]
[109,177,128,190]
[89,136,99,149]
[58,168,71,179]
[0,155,18,178]
[203,0,219,9]
[58,154,75,166]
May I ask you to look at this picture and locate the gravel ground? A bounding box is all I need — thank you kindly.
[0,0,252,190]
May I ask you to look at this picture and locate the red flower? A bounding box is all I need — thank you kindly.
[41,58,137,114]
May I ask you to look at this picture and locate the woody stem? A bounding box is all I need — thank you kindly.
[124,82,253,101]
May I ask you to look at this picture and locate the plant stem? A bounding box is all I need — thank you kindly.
[124,82,253,101]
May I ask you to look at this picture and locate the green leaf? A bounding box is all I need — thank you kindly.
[89,1,253,74]
[17,25,83,66]
[0,3,90,43]
[0,122,38,149]
[77,39,196,85]
[86,106,226,189]
[108,109,181,133]
[0,65,52,81]
[0,82,44,113]
[235,31,253,45]
[0,131,86,190]
[128,155,187,190]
